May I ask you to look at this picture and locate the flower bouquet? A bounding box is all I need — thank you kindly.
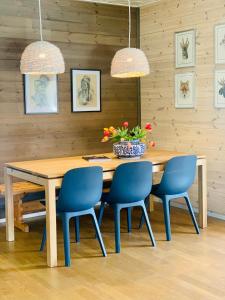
[101,121,155,158]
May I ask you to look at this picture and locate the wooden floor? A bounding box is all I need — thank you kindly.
[0,204,225,300]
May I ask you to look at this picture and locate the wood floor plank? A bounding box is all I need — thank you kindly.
[0,204,225,299]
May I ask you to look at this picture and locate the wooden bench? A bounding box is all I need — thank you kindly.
[0,181,45,232]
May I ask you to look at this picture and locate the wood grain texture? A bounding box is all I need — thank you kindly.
[0,0,139,183]
[5,149,205,178]
[81,0,160,7]
[140,0,225,216]
[0,204,225,299]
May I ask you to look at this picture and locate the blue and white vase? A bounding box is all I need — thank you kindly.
[113,140,146,159]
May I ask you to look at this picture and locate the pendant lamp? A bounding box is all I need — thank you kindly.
[111,0,150,78]
[20,0,65,74]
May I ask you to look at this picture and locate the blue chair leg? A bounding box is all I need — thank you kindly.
[114,205,121,253]
[98,202,105,227]
[139,196,150,229]
[75,217,80,243]
[91,209,107,257]
[140,201,156,247]
[127,208,132,233]
[40,224,46,251]
[62,213,71,267]
[184,194,200,234]
[162,197,171,241]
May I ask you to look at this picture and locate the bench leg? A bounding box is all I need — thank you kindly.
[14,194,29,233]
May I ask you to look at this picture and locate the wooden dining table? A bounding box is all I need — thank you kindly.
[4,149,207,267]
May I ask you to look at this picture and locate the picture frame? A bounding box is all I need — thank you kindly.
[215,24,225,64]
[175,72,195,108]
[23,74,58,115]
[214,69,225,108]
[175,29,196,68]
[71,69,101,113]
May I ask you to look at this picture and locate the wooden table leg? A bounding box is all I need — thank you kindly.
[4,167,15,241]
[45,179,57,267]
[198,159,207,228]
[150,195,154,212]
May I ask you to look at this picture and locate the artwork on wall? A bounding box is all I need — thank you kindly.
[175,30,196,68]
[71,69,101,112]
[23,74,58,114]
[215,24,225,64]
[214,70,225,108]
[175,73,195,108]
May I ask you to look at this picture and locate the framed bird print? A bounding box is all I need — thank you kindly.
[175,30,196,68]
[71,69,101,112]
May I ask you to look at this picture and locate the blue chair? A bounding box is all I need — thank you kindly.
[139,155,200,241]
[98,161,156,253]
[40,166,107,266]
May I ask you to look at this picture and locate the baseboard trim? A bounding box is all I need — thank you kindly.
[0,202,225,224]
[165,201,225,222]
[0,211,46,224]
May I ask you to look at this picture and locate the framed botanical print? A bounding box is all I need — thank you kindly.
[215,70,225,108]
[23,74,58,114]
[175,29,196,68]
[215,24,225,64]
[175,73,195,108]
[71,69,101,112]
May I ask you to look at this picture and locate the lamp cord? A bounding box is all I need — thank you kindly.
[128,0,131,48]
[38,0,43,41]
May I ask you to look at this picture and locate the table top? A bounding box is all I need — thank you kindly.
[5,150,205,179]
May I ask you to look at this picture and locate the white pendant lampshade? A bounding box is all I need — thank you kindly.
[111,47,149,78]
[20,0,65,75]
[111,0,150,78]
[20,41,65,74]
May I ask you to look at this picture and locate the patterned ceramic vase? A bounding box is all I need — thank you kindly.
[113,140,146,159]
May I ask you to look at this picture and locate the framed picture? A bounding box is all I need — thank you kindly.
[175,29,196,68]
[215,24,225,64]
[71,69,101,112]
[23,74,58,114]
[175,73,195,108]
[215,70,225,108]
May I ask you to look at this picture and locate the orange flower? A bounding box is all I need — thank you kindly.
[109,126,115,133]
[149,141,156,147]
[101,136,109,142]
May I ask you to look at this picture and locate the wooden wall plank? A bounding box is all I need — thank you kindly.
[140,0,225,216]
[0,0,138,182]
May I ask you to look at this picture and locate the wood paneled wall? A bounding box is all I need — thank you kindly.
[0,0,138,182]
[140,0,225,216]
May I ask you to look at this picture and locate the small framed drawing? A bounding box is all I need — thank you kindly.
[215,24,225,64]
[215,70,225,108]
[175,73,195,108]
[23,74,58,114]
[175,29,196,68]
[71,69,101,112]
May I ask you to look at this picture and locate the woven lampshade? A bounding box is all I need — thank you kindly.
[111,47,150,78]
[20,41,65,74]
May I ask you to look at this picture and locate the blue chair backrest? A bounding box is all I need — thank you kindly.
[57,166,103,212]
[158,155,197,195]
[109,161,153,204]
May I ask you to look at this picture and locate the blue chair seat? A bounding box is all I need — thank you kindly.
[97,161,156,253]
[139,155,200,241]
[40,166,107,267]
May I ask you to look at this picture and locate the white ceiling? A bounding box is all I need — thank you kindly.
[80,0,159,7]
